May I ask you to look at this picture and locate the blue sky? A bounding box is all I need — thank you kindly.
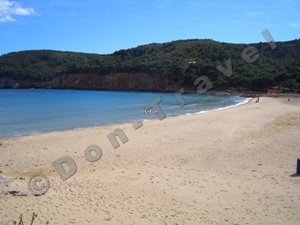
[0,0,299,55]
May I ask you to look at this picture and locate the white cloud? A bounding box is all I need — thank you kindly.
[290,23,300,29]
[0,0,35,23]
[0,14,14,22]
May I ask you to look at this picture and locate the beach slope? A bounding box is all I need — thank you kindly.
[0,97,300,225]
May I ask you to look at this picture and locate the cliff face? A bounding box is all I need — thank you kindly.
[0,73,181,91]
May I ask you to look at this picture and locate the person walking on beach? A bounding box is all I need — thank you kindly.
[255,97,260,103]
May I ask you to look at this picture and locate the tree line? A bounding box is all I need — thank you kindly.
[0,39,299,92]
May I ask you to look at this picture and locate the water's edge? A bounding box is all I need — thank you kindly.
[0,96,252,139]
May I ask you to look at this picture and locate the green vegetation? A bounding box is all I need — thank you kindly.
[0,39,300,92]
[12,212,49,225]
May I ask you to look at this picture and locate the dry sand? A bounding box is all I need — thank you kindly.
[0,97,300,225]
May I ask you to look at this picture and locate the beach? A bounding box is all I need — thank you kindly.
[0,97,300,224]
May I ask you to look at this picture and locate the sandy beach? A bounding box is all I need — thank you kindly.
[0,97,300,225]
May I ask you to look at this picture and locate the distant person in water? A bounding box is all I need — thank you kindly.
[255,97,260,103]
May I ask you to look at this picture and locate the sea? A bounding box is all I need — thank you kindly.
[0,89,250,137]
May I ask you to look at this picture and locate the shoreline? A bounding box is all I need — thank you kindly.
[0,96,252,140]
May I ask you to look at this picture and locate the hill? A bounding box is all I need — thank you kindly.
[0,39,300,92]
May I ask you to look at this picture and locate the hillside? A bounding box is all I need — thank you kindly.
[0,39,300,92]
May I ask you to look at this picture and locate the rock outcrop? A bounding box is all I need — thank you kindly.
[0,73,185,92]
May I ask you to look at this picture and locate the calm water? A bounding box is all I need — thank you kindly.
[0,89,249,137]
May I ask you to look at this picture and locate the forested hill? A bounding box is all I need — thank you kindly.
[0,39,300,92]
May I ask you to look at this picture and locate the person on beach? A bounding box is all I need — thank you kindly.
[255,97,260,103]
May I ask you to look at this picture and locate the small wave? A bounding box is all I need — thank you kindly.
[184,97,251,116]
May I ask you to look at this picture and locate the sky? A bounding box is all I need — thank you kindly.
[0,0,299,55]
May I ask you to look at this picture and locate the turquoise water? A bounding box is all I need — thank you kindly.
[0,89,249,137]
